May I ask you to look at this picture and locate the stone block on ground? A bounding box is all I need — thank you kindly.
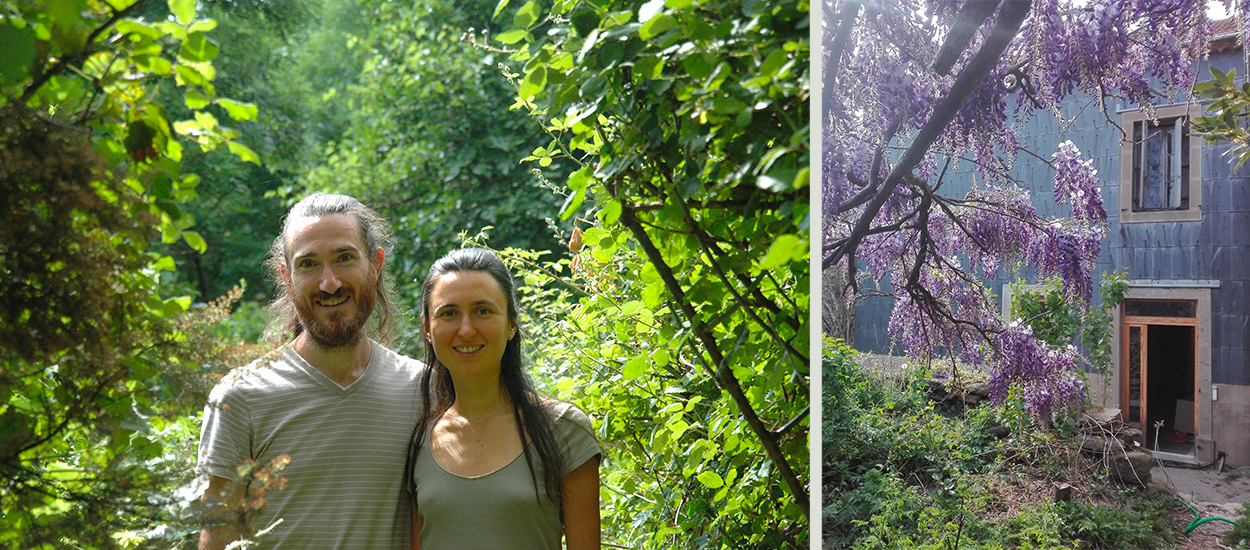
[1110,449,1155,486]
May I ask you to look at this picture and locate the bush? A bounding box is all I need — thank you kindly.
[822,339,1186,550]
[1225,503,1250,549]
[1056,497,1173,549]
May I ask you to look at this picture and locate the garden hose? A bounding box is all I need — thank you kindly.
[1176,496,1239,534]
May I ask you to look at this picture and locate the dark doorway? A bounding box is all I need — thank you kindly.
[1145,324,1196,453]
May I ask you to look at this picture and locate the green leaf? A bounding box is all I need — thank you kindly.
[696,470,724,489]
[635,56,663,80]
[639,13,678,41]
[639,0,665,22]
[180,32,219,62]
[571,9,600,37]
[151,173,173,199]
[0,22,37,87]
[559,187,586,220]
[568,165,593,191]
[793,166,809,189]
[653,348,671,368]
[184,89,210,109]
[114,20,163,41]
[138,55,173,75]
[621,300,645,316]
[643,281,665,310]
[175,65,207,86]
[760,234,801,270]
[513,1,541,29]
[492,0,511,19]
[496,29,528,44]
[152,256,176,271]
[518,66,547,100]
[755,174,789,192]
[683,53,713,80]
[709,95,748,114]
[227,141,260,164]
[623,356,647,380]
[168,0,196,25]
[758,49,788,78]
[217,98,258,121]
[183,230,207,253]
[599,199,622,225]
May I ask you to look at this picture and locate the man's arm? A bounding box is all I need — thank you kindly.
[562,456,601,550]
[199,474,245,550]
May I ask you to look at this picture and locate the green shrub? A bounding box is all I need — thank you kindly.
[996,503,1074,549]
[1225,503,1250,549]
[1056,497,1173,549]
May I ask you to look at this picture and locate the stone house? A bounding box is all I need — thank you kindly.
[851,19,1250,467]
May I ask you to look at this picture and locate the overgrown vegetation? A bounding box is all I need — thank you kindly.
[822,339,1188,550]
[1227,503,1250,549]
[4,0,807,546]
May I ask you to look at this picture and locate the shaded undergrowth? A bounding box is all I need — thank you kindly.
[822,340,1184,549]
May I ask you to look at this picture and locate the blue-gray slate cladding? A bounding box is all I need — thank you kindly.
[850,50,1250,386]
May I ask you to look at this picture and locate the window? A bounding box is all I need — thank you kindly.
[1119,104,1202,223]
[1132,116,1189,211]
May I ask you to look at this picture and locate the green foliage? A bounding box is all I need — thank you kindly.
[301,0,565,284]
[0,0,265,545]
[822,340,1184,550]
[1194,66,1250,169]
[823,340,998,548]
[493,0,810,544]
[1084,270,1128,373]
[1010,271,1128,372]
[487,218,807,548]
[1226,503,1250,549]
[1056,497,1175,549]
[1012,279,1081,345]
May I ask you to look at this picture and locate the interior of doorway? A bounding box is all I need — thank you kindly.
[1143,324,1196,455]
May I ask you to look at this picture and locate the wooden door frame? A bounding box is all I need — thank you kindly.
[1121,315,1198,433]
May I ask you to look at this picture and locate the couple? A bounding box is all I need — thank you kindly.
[196,193,601,549]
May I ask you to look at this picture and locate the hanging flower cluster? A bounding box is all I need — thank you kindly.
[991,322,1086,420]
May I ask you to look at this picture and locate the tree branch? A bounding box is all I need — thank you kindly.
[616,201,809,519]
[825,0,1032,268]
[19,0,149,103]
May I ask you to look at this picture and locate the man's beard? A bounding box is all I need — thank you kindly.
[293,276,378,349]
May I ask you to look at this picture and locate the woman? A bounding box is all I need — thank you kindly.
[405,248,601,550]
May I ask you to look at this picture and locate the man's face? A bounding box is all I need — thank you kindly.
[283,214,381,349]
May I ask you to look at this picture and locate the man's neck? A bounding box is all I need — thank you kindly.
[291,333,374,387]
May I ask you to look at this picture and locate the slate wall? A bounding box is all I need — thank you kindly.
[848,49,1250,386]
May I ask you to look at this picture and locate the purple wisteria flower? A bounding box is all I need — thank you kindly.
[825,0,1210,421]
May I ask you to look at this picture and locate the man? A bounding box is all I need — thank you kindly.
[197,193,422,549]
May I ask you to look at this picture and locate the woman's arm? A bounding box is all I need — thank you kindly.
[562,455,602,550]
[411,505,424,550]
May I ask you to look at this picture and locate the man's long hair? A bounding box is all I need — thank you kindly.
[263,193,398,346]
[404,247,566,513]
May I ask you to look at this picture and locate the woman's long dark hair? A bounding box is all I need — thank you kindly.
[404,248,565,512]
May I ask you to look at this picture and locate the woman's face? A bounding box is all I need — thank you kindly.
[424,270,516,383]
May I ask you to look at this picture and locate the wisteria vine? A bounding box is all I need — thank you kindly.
[824,0,1213,420]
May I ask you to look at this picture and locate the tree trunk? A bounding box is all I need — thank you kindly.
[822,265,855,344]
